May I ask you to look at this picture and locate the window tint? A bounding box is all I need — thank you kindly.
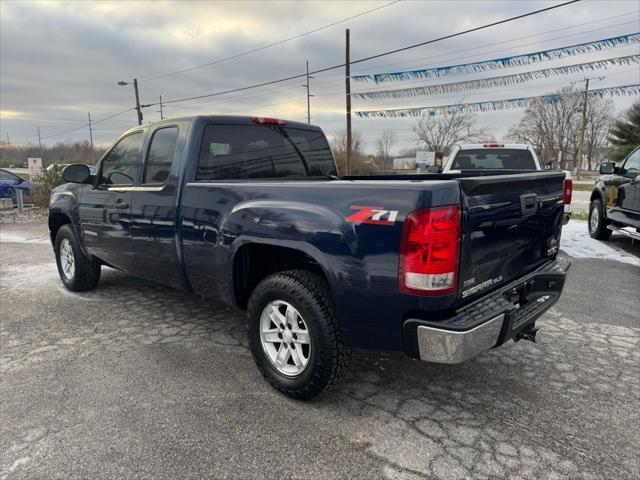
[283,128,336,176]
[451,149,536,170]
[622,148,640,174]
[197,124,335,180]
[99,132,144,185]
[144,127,178,184]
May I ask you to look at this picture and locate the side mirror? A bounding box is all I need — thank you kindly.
[62,164,91,184]
[428,164,442,174]
[599,162,615,175]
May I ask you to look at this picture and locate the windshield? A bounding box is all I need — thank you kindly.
[451,149,536,170]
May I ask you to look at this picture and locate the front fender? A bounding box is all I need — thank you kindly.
[591,181,609,216]
[48,185,88,256]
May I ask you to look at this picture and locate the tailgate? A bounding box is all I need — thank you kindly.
[457,172,565,303]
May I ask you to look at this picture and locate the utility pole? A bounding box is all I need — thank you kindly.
[303,61,313,124]
[118,79,143,125]
[345,28,352,176]
[133,78,143,125]
[37,125,43,155]
[87,112,94,161]
[158,95,164,120]
[6,133,10,148]
[576,78,590,180]
[87,113,94,150]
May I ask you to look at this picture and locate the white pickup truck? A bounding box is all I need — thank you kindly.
[442,143,572,223]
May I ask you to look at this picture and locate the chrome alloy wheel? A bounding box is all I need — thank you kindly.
[589,204,599,234]
[59,238,75,280]
[259,300,311,376]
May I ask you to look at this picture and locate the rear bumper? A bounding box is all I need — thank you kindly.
[402,257,571,364]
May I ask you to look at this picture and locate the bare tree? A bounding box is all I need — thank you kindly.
[374,129,397,170]
[0,140,105,168]
[506,87,612,170]
[583,98,614,171]
[329,130,365,174]
[413,109,490,154]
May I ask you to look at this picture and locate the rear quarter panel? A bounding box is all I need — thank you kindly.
[180,180,461,349]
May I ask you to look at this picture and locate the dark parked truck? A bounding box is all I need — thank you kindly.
[49,116,570,399]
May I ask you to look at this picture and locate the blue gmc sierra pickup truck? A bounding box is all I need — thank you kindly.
[49,115,570,399]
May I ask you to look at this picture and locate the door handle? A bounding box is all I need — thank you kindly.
[115,200,129,209]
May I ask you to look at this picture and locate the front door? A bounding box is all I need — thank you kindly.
[79,131,145,274]
[609,147,640,227]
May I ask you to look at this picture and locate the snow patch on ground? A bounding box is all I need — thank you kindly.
[0,233,49,244]
[561,220,640,267]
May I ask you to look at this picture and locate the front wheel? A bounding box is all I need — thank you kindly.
[247,270,350,400]
[588,198,612,240]
[54,225,101,291]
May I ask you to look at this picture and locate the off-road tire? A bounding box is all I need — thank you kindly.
[588,198,612,240]
[54,224,101,291]
[247,270,351,400]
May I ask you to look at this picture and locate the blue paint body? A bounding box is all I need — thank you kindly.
[49,116,568,354]
[0,169,38,203]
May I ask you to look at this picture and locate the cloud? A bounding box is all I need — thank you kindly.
[1,0,638,152]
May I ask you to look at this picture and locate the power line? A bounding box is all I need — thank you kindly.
[140,0,403,82]
[145,0,582,108]
[12,107,135,144]
[349,13,640,76]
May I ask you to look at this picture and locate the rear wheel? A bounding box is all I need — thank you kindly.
[247,270,350,400]
[54,225,101,291]
[588,198,612,240]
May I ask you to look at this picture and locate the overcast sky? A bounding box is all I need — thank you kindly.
[1,0,639,153]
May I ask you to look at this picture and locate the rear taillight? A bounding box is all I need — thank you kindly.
[563,179,572,204]
[483,144,504,148]
[399,205,461,295]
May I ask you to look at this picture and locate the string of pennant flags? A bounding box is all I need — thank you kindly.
[352,32,640,83]
[352,55,640,100]
[354,84,640,118]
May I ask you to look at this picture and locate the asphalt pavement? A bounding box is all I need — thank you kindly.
[1,221,638,480]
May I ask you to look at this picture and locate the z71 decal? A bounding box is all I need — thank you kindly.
[346,205,399,225]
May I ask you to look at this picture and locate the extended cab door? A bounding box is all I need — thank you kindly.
[130,124,186,289]
[79,131,144,274]
[608,147,640,227]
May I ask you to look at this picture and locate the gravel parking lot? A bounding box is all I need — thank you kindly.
[1,220,638,480]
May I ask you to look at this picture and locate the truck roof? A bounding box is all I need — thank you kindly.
[122,115,320,136]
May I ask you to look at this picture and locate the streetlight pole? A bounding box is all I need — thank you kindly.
[118,78,143,125]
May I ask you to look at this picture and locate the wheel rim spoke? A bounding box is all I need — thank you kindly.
[275,343,290,366]
[263,330,280,343]
[292,329,310,344]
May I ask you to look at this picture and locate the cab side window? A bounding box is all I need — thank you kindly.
[621,148,640,177]
[144,127,179,184]
[99,132,144,186]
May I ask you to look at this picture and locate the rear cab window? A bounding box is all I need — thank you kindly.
[451,149,536,170]
[196,124,336,180]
